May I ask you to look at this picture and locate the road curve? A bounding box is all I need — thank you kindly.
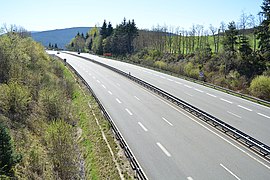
[67,52,270,146]
[49,51,270,179]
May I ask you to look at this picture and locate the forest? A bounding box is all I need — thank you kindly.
[67,0,270,101]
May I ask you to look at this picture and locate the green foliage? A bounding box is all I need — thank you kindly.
[249,75,270,100]
[45,120,79,179]
[223,21,238,54]
[0,82,31,121]
[0,122,22,177]
[154,61,167,70]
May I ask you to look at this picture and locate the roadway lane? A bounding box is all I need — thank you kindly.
[50,51,270,179]
[67,52,270,146]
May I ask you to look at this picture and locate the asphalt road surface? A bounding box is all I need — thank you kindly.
[49,51,270,179]
[66,52,270,147]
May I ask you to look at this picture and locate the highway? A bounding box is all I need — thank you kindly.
[49,51,270,179]
[66,52,270,146]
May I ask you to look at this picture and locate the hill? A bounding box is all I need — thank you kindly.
[31,27,92,49]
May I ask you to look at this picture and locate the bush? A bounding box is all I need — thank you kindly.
[154,61,167,70]
[45,120,79,179]
[0,82,31,121]
[249,75,270,101]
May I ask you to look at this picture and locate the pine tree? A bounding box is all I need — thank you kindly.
[107,22,113,36]
[54,43,58,49]
[100,20,107,39]
[257,0,270,58]
[223,21,238,55]
[0,122,21,177]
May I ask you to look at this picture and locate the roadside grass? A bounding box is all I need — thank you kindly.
[62,62,135,179]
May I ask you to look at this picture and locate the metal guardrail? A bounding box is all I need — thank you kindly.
[55,55,147,180]
[65,52,270,162]
[101,56,270,106]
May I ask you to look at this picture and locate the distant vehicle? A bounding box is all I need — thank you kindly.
[78,52,80,54]
[57,51,60,54]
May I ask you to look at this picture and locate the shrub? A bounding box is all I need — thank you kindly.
[0,82,31,121]
[154,61,167,70]
[45,120,79,179]
[249,75,270,101]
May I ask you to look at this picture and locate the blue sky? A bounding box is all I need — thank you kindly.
[0,0,263,31]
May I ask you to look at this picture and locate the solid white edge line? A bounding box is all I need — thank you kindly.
[138,86,270,170]
[206,93,217,98]
[156,142,171,157]
[220,98,233,104]
[175,81,183,85]
[237,105,252,112]
[227,111,242,119]
[116,98,122,104]
[162,117,173,126]
[138,122,148,132]
[125,108,133,115]
[257,112,270,119]
[220,164,241,180]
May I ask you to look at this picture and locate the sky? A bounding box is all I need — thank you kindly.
[0,0,263,31]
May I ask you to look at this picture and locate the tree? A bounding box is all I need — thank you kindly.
[249,75,270,100]
[54,43,58,49]
[107,22,113,36]
[223,21,238,55]
[0,122,21,177]
[257,0,270,58]
[100,20,108,39]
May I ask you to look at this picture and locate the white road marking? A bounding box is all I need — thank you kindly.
[237,105,252,112]
[220,98,233,104]
[162,117,173,126]
[88,73,91,75]
[187,177,194,180]
[116,83,120,86]
[257,113,270,119]
[220,164,241,180]
[134,96,140,101]
[227,111,242,119]
[206,93,217,98]
[194,88,204,93]
[116,98,122,104]
[160,76,166,79]
[184,92,193,97]
[93,76,96,79]
[167,78,173,81]
[125,108,133,115]
[153,74,159,77]
[175,81,182,85]
[156,142,171,157]
[108,91,112,95]
[96,80,100,83]
[102,84,106,89]
[184,85,192,88]
[138,122,148,132]
[139,87,270,170]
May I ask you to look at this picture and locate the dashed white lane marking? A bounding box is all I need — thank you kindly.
[237,105,252,112]
[116,98,122,104]
[184,85,192,88]
[93,76,96,79]
[175,81,182,85]
[134,96,140,101]
[125,108,133,115]
[139,83,270,170]
[257,113,270,119]
[160,76,166,79]
[227,111,242,119]
[138,122,148,132]
[108,91,112,95]
[187,177,194,180]
[220,98,233,104]
[220,164,241,180]
[167,78,173,81]
[156,142,171,157]
[102,84,106,89]
[96,80,100,83]
[153,74,159,77]
[184,92,193,97]
[162,117,173,126]
[206,93,217,98]
[194,88,204,93]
